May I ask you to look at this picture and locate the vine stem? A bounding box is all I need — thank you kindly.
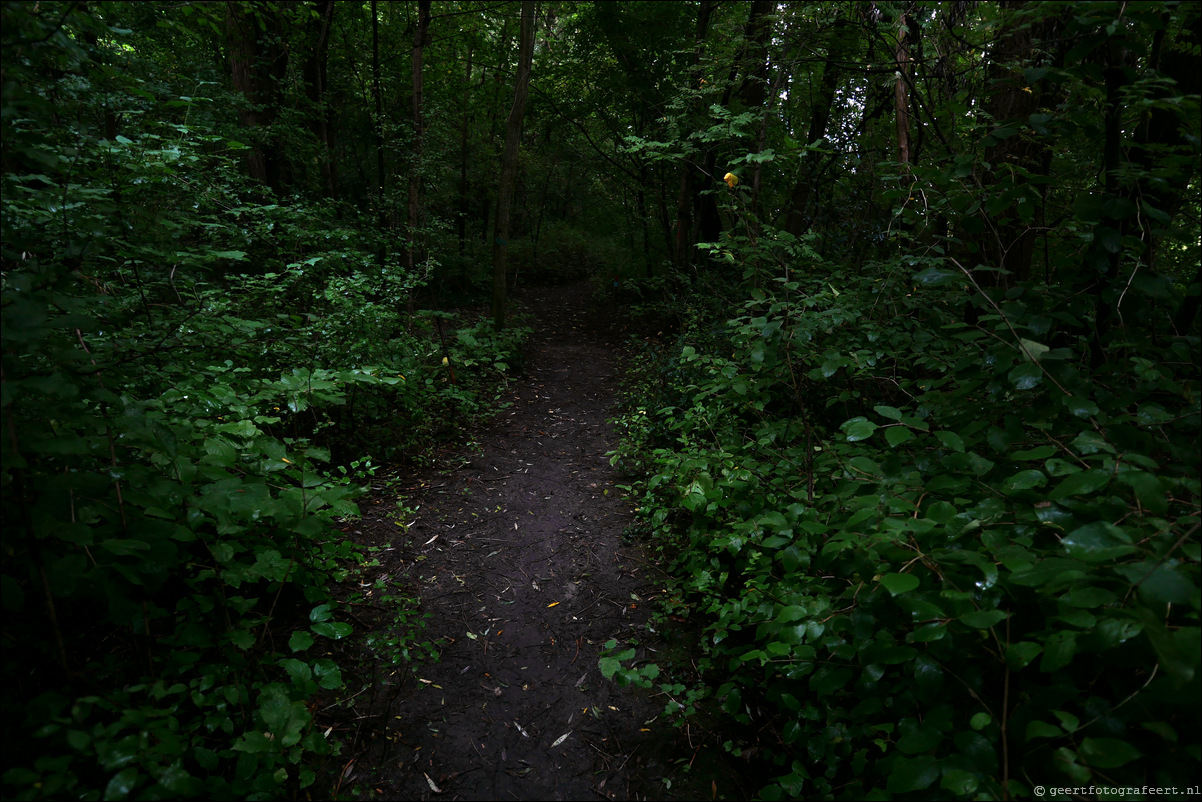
[948,258,1073,398]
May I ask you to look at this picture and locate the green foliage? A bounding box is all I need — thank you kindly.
[1,4,528,798]
[610,233,1200,798]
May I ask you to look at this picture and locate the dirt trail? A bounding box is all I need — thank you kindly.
[329,283,735,801]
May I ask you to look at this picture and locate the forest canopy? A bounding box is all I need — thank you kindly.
[2,0,1199,799]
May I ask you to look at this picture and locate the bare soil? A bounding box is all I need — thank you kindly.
[318,282,749,801]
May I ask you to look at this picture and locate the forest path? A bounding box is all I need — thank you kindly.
[332,282,734,801]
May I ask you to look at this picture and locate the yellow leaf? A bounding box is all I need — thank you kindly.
[547,601,560,608]
[723,172,739,189]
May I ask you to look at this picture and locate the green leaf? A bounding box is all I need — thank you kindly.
[1048,469,1110,500]
[970,712,992,730]
[1007,362,1043,390]
[1005,641,1042,670]
[880,573,920,596]
[1114,561,1195,605]
[1062,395,1099,418]
[842,418,878,442]
[599,656,621,680]
[1012,445,1056,460]
[101,539,151,556]
[311,622,352,639]
[1018,338,1050,361]
[1117,471,1167,515]
[1079,737,1141,769]
[960,609,1007,629]
[1002,469,1047,493]
[935,431,965,452]
[886,755,940,792]
[104,768,140,800]
[232,730,273,753]
[1026,720,1061,740]
[940,768,979,795]
[314,659,343,690]
[289,631,314,652]
[912,266,959,286]
[1071,431,1114,454]
[874,405,903,421]
[1062,522,1136,562]
[1040,631,1077,672]
[885,426,914,447]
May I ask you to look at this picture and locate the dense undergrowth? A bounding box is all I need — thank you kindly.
[0,14,526,798]
[607,236,1200,798]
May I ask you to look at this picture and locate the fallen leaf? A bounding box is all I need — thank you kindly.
[424,773,442,793]
[547,601,560,608]
[551,731,572,748]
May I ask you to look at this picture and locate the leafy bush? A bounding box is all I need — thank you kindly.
[610,243,1200,799]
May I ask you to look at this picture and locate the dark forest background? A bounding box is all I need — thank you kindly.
[2,1,1199,799]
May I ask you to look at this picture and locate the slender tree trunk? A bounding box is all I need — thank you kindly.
[457,40,474,260]
[893,8,913,171]
[406,0,431,274]
[371,0,386,230]
[304,0,337,198]
[673,0,715,268]
[491,0,535,330]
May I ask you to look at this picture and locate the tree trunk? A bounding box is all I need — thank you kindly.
[893,7,913,171]
[304,0,337,199]
[457,40,474,260]
[491,0,535,330]
[672,0,715,268]
[371,0,386,230]
[224,1,287,192]
[406,0,431,274]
